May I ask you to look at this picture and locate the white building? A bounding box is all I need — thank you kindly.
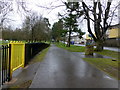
[70,35,85,44]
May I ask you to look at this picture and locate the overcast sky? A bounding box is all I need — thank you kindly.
[5,0,67,29]
[2,0,119,36]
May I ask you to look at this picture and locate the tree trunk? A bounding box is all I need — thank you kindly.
[85,45,94,55]
[32,28,34,42]
[95,41,104,51]
[67,31,71,47]
[64,36,66,46]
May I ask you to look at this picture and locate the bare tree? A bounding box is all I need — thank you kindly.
[0,0,13,39]
[0,0,31,40]
[81,0,119,51]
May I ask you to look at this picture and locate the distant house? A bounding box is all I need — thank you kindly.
[86,24,120,39]
[106,24,120,39]
[105,24,120,47]
[85,24,120,47]
[70,35,85,44]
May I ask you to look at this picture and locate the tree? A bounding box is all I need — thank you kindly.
[76,28,85,39]
[22,13,51,41]
[0,0,31,40]
[61,2,85,47]
[52,19,64,42]
[2,26,13,40]
[2,13,51,41]
[32,17,51,41]
[0,0,13,39]
[22,16,31,40]
[81,0,119,51]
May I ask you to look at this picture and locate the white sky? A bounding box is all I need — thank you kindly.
[5,0,67,29]
[2,0,120,37]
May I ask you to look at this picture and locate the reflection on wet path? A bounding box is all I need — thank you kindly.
[30,44,118,88]
[72,52,115,59]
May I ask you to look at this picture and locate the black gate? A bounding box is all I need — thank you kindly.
[1,45,11,85]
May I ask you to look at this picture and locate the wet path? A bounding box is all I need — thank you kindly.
[30,44,118,88]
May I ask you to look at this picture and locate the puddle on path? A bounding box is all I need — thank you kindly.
[72,52,114,59]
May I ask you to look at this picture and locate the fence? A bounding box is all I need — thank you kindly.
[1,45,10,85]
[1,42,50,85]
[25,43,49,65]
[9,42,25,79]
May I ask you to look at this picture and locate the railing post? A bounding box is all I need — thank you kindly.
[2,45,4,85]
[8,44,11,81]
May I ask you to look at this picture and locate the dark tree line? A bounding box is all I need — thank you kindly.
[2,15,51,41]
[1,0,51,42]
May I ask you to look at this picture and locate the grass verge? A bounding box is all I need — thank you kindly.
[95,50,119,60]
[83,58,119,80]
[55,42,85,52]
[29,46,50,64]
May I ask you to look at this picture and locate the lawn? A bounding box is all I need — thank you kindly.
[84,50,119,79]
[95,50,119,60]
[0,40,9,45]
[55,42,85,52]
[83,58,119,79]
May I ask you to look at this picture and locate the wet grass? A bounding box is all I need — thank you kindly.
[29,46,50,64]
[83,58,119,80]
[95,50,119,60]
[0,40,9,45]
[41,41,51,44]
[94,50,120,73]
[55,42,85,52]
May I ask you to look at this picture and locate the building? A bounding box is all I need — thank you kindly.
[105,24,120,47]
[70,35,85,44]
[106,24,120,39]
[85,24,120,47]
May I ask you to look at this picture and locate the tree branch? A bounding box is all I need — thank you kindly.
[103,1,112,35]
[108,3,120,26]
[82,2,97,41]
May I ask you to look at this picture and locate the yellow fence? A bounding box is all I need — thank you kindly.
[9,41,25,78]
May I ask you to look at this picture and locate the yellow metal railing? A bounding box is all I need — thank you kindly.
[1,41,50,83]
[9,41,25,78]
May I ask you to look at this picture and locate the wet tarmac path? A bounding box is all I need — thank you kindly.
[29,44,118,88]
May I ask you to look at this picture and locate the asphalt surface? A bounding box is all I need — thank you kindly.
[30,44,118,88]
[2,61,40,88]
